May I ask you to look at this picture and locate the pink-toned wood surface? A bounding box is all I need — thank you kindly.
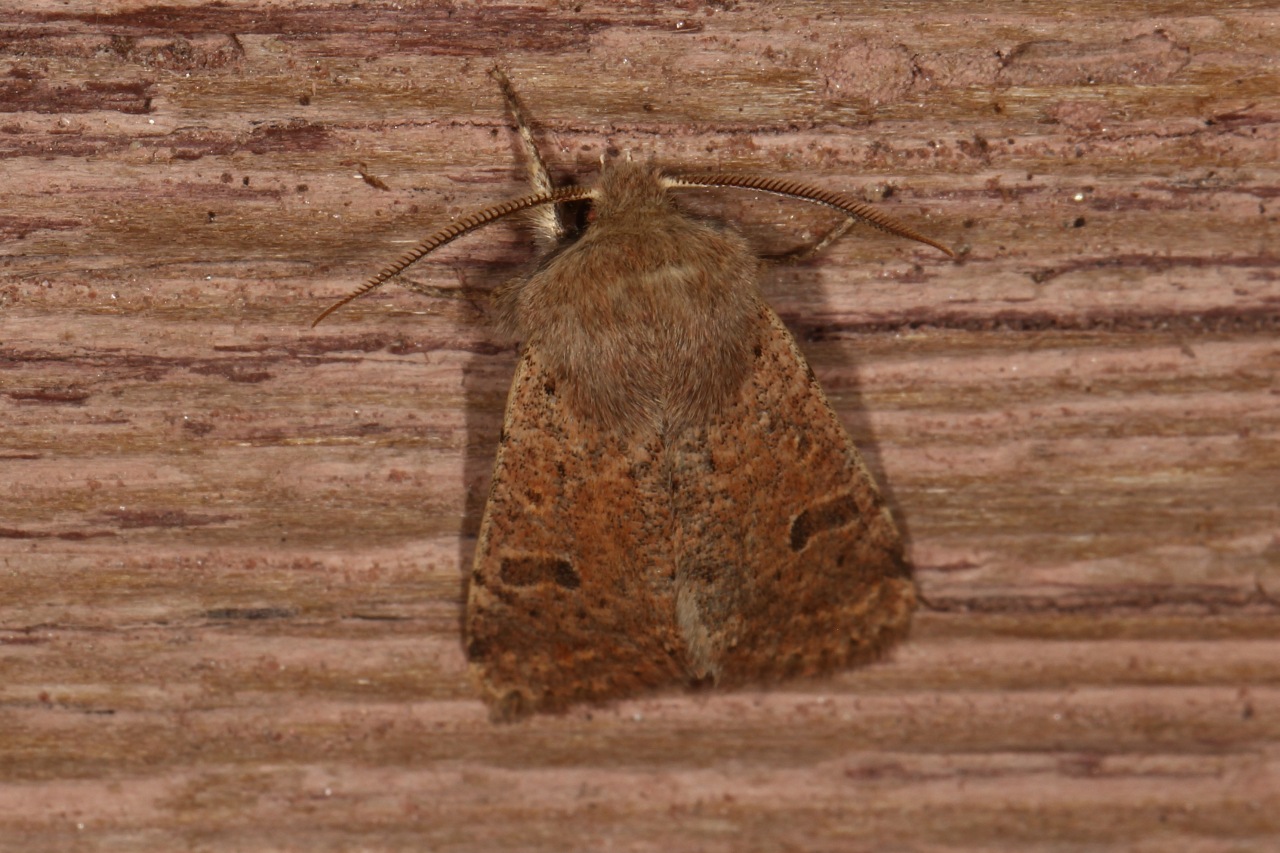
[2,2,1277,850]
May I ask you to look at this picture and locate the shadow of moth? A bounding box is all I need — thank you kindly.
[317,70,954,721]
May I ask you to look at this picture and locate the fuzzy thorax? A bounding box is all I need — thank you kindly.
[495,161,764,435]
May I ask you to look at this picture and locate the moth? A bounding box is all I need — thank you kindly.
[317,71,953,721]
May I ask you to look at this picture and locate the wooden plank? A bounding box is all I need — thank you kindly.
[1,1,1277,850]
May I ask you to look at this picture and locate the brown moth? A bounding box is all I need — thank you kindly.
[317,70,954,721]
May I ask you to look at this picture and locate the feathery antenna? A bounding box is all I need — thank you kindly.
[311,185,595,327]
[665,173,955,258]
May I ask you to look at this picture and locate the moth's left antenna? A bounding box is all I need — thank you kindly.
[312,186,596,327]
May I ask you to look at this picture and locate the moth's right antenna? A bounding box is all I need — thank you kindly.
[666,173,955,258]
[312,185,595,327]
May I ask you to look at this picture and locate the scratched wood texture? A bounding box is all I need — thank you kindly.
[2,1,1278,851]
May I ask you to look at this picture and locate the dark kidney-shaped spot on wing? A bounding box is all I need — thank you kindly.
[789,494,860,552]
[500,554,581,589]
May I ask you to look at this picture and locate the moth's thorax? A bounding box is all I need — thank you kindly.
[496,160,764,435]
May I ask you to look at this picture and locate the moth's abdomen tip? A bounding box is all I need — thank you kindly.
[489,689,535,723]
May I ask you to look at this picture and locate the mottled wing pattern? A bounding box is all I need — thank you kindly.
[669,303,916,685]
[466,346,687,720]
[468,302,915,719]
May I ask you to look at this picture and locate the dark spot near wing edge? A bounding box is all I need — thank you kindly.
[790,493,861,552]
[499,554,581,589]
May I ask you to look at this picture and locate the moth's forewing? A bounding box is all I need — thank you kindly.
[670,305,916,683]
[465,346,688,720]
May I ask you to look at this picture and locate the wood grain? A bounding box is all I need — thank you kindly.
[2,2,1278,850]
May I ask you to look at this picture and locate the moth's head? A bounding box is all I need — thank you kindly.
[592,160,673,223]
